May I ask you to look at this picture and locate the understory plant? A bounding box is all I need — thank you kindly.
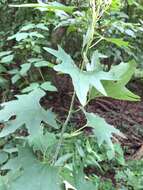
[0,0,142,189]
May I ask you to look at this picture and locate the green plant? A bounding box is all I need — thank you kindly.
[0,0,142,189]
[116,159,143,189]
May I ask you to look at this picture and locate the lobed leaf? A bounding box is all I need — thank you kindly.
[44,46,124,106]
[84,111,125,151]
[2,146,61,190]
[0,89,58,137]
[90,60,140,101]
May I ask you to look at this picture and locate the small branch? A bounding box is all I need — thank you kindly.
[89,37,104,48]
[52,92,75,164]
[71,124,87,135]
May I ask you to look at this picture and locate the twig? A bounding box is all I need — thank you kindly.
[52,92,75,164]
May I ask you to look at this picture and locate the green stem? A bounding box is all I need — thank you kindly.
[71,124,87,135]
[52,92,75,164]
[52,1,97,164]
[52,0,112,165]
[89,37,104,49]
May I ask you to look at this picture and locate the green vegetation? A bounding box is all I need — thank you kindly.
[0,0,143,189]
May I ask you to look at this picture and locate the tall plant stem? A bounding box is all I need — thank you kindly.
[52,92,75,164]
[53,0,96,164]
[52,0,112,165]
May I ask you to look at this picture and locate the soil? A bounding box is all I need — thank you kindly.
[0,74,143,185]
[1,74,143,158]
[44,75,143,158]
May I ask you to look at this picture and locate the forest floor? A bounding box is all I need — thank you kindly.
[0,75,143,184]
[45,75,143,160]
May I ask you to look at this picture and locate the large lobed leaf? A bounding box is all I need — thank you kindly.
[44,46,127,106]
[0,89,58,137]
[102,60,140,100]
[2,146,61,190]
[44,46,139,106]
[91,60,140,101]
